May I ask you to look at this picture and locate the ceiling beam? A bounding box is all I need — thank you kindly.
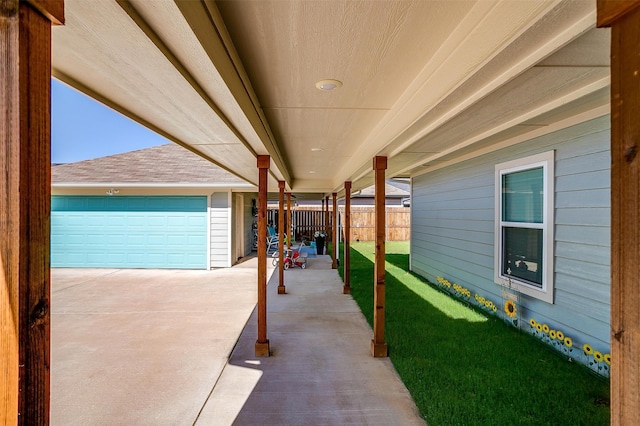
[175,0,291,186]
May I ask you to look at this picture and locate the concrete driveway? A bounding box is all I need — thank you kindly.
[51,258,268,425]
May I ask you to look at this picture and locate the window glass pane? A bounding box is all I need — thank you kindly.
[502,167,543,223]
[502,227,543,287]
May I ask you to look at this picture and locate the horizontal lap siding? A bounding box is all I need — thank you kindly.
[210,192,230,268]
[412,166,499,301]
[411,116,611,350]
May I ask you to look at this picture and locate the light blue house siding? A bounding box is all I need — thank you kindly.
[410,116,611,352]
[51,196,208,269]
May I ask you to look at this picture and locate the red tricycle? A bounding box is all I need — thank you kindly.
[272,244,307,269]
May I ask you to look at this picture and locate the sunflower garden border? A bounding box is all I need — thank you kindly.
[433,275,611,378]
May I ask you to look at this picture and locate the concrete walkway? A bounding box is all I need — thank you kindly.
[51,255,424,425]
[196,256,425,425]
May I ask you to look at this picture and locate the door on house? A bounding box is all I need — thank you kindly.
[51,195,208,269]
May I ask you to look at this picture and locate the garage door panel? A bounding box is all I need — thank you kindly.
[67,253,88,264]
[145,251,166,259]
[146,235,166,245]
[187,235,206,245]
[167,253,186,264]
[146,216,167,226]
[106,233,126,244]
[86,198,106,209]
[188,254,207,264]
[87,252,107,263]
[84,215,107,226]
[51,196,207,269]
[186,215,206,226]
[60,214,88,227]
[125,253,146,263]
[164,215,185,226]
[165,234,185,245]
[126,216,147,227]
[105,253,127,264]
[68,198,89,210]
[106,215,126,225]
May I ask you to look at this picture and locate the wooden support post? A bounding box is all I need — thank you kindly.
[2,2,64,424]
[320,197,325,252]
[328,195,333,246]
[277,181,286,294]
[255,155,270,356]
[371,156,388,357]
[287,192,291,250]
[1,1,64,424]
[343,182,352,294]
[597,1,640,422]
[332,193,338,269]
[325,195,330,243]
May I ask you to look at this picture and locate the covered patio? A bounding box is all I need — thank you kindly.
[2,0,640,423]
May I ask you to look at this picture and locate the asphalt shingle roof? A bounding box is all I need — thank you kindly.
[52,144,248,184]
[355,182,409,198]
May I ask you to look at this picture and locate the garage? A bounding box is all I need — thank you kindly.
[51,195,208,269]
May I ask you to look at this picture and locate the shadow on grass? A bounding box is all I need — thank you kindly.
[341,244,610,426]
[385,253,409,271]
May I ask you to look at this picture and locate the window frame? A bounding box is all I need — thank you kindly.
[494,151,555,303]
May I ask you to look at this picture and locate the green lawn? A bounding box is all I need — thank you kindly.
[340,241,610,425]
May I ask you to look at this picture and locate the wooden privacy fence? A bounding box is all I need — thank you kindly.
[267,206,410,242]
[346,206,410,241]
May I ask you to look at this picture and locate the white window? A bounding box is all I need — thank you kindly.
[494,151,554,303]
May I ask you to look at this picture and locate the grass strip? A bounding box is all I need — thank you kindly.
[340,241,610,425]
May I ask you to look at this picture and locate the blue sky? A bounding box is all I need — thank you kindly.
[52,79,168,164]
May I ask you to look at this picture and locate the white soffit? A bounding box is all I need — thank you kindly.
[339,1,606,191]
[51,0,608,198]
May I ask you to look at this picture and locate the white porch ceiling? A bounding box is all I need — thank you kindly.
[51,0,610,199]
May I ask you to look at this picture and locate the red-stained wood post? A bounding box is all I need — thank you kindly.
[287,192,291,250]
[277,181,286,294]
[1,1,64,424]
[255,155,270,356]
[597,1,640,423]
[343,182,352,294]
[321,197,325,252]
[371,156,388,357]
[325,195,330,244]
[332,192,338,269]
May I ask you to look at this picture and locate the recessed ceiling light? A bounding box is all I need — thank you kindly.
[315,79,343,91]
[310,148,323,152]
[309,170,317,174]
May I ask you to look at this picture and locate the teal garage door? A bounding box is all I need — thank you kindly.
[51,196,208,269]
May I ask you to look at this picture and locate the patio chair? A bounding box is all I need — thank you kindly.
[266,226,286,253]
[267,230,278,253]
